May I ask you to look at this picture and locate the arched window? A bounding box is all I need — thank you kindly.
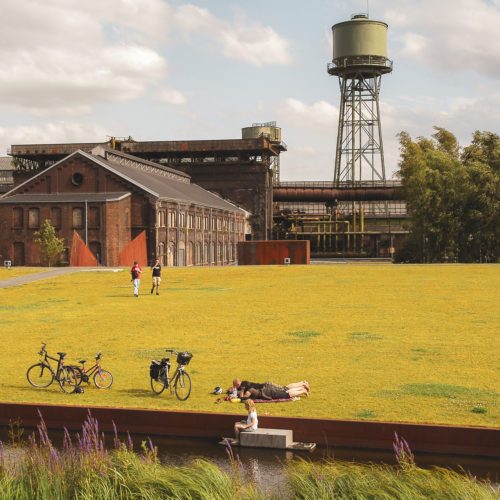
[72,207,83,228]
[167,241,176,267]
[13,207,24,228]
[158,242,166,266]
[28,208,40,229]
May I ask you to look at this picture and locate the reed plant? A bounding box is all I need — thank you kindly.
[287,459,498,500]
[0,412,263,500]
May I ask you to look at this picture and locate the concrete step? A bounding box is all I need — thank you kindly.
[240,428,293,449]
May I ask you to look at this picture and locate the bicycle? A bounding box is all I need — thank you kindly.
[26,343,78,394]
[73,352,113,389]
[150,349,192,401]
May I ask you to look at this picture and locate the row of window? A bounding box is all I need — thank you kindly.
[12,206,100,230]
[158,240,237,266]
[158,210,243,232]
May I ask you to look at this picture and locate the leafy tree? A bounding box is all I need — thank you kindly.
[396,128,499,263]
[34,219,65,266]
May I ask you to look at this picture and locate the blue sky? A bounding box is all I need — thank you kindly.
[1,0,499,180]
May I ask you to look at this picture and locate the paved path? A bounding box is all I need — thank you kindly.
[0,267,123,289]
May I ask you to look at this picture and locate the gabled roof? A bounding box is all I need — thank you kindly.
[1,149,246,214]
[0,192,130,204]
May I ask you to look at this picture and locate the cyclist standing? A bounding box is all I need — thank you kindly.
[150,258,161,295]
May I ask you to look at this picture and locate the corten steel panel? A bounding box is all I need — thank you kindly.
[0,402,498,458]
[238,240,310,265]
[70,230,98,267]
[118,230,148,267]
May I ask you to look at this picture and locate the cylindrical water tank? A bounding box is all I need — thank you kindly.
[332,14,389,65]
[242,124,281,143]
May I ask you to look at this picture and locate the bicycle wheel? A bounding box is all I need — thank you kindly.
[174,370,192,401]
[72,367,85,386]
[58,366,78,394]
[26,363,54,388]
[151,367,167,394]
[94,370,113,389]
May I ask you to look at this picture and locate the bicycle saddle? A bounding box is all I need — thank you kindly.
[78,359,86,364]
[57,352,66,357]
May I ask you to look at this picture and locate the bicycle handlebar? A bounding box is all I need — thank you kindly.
[95,352,102,359]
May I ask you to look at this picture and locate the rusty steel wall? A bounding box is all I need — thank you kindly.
[0,402,498,458]
[237,240,310,265]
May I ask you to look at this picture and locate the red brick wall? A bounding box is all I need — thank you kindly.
[237,240,310,265]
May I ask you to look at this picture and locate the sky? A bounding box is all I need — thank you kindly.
[1,0,499,180]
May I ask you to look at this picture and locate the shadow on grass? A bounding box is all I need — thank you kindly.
[117,388,158,398]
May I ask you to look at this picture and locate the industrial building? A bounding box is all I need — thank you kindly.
[0,13,407,265]
[0,147,247,266]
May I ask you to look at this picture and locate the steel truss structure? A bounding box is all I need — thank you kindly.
[335,73,386,186]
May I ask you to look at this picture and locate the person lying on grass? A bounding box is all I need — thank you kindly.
[234,399,258,441]
[229,378,309,399]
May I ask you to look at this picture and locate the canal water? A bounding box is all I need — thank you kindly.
[1,428,498,496]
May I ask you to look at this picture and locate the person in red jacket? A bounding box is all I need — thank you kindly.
[130,261,142,297]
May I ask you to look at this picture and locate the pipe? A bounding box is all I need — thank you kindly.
[273,186,402,202]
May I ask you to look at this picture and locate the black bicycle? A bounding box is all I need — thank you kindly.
[150,349,192,401]
[26,343,78,394]
[73,352,113,389]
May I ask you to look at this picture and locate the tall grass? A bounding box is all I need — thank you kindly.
[0,415,497,499]
[287,460,498,500]
[0,412,262,500]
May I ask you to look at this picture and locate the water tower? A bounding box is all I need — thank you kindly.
[242,121,284,184]
[328,14,392,186]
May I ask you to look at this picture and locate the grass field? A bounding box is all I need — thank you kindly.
[0,264,498,427]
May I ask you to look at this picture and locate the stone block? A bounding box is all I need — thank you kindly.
[239,428,293,449]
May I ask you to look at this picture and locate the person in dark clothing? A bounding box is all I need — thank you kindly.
[151,259,161,295]
[230,378,309,399]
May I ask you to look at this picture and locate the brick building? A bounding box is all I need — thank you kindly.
[0,146,247,267]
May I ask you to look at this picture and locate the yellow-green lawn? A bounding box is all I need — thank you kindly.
[0,265,498,427]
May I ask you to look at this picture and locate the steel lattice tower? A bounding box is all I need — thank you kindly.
[328,14,392,187]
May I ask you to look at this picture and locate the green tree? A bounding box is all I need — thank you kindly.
[397,128,499,263]
[34,219,65,266]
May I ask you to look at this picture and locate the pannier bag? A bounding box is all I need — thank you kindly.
[150,360,161,380]
[177,351,193,366]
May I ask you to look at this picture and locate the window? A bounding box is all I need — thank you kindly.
[217,218,222,231]
[88,207,100,228]
[188,214,194,229]
[158,210,166,227]
[211,217,216,230]
[196,215,202,230]
[28,208,40,229]
[50,207,62,228]
[72,207,83,228]
[13,207,23,228]
[179,211,186,228]
[204,216,209,230]
[124,209,129,227]
[168,211,176,227]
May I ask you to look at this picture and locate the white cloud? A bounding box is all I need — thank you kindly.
[385,0,500,78]
[280,98,338,127]
[174,4,292,66]
[0,0,168,113]
[155,88,187,105]
[0,122,109,155]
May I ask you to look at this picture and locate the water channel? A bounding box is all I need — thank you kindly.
[1,427,498,496]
